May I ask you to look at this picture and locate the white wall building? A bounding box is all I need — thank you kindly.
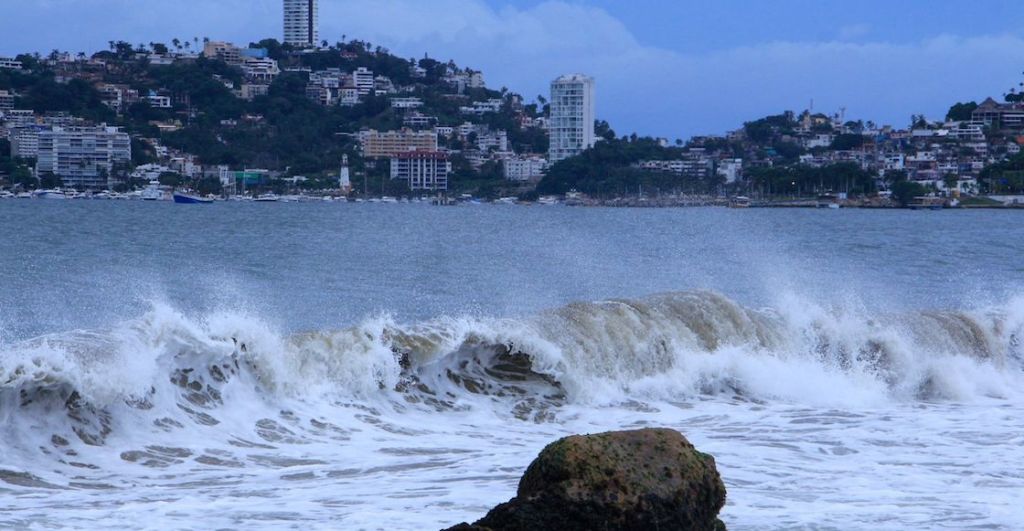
[549,74,595,163]
[391,97,423,109]
[716,159,743,184]
[0,57,23,70]
[352,67,374,96]
[36,126,131,189]
[390,150,450,191]
[10,127,42,158]
[0,90,14,112]
[504,156,548,181]
[283,0,319,47]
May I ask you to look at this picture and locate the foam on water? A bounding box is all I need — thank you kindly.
[2,291,1023,529]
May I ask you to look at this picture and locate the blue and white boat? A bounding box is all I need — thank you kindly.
[173,192,214,204]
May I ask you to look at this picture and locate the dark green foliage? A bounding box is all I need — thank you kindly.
[979,152,1024,193]
[946,101,978,121]
[537,136,718,197]
[746,162,876,196]
[744,113,797,143]
[830,133,865,151]
[891,180,927,206]
[19,77,114,123]
[158,172,182,187]
[39,173,63,188]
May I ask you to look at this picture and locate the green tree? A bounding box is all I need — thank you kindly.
[891,180,926,207]
[830,133,865,151]
[159,172,182,188]
[946,101,978,121]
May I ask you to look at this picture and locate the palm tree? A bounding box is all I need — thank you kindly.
[172,38,181,50]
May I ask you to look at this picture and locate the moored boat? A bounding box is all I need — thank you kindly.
[33,189,67,200]
[173,192,214,204]
[728,196,751,208]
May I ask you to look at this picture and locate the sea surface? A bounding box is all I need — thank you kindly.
[1,200,1022,530]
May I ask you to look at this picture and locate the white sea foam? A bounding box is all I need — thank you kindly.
[1,291,1023,529]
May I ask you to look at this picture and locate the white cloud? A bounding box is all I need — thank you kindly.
[838,24,871,41]
[327,1,1024,137]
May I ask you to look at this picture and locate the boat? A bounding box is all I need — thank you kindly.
[255,193,279,202]
[728,196,751,208]
[173,192,214,204]
[33,189,67,200]
[141,181,164,201]
[817,194,841,209]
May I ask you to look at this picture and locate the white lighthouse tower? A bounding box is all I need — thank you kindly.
[339,154,352,193]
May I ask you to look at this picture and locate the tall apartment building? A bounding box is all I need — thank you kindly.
[283,0,319,47]
[36,126,131,189]
[390,150,450,191]
[358,128,438,158]
[548,74,595,163]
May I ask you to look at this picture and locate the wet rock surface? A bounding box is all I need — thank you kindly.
[444,427,727,531]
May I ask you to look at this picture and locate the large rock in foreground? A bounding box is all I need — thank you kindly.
[445,428,726,531]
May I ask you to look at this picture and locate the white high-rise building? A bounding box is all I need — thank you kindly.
[548,74,595,163]
[283,0,319,47]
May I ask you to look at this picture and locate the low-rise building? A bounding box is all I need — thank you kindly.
[504,156,548,181]
[391,97,423,109]
[972,97,1024,132]
[352,67,374,96]
[0,90,14,112]
[241,57,280,82]
[0,57,23,70]
[239,83,270,101]
[716,159,743,183]
[146,91,172,109]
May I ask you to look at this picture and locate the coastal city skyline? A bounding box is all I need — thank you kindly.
[3,3,1024,530]
[2,0,1024,206]
[2,0,1023,139]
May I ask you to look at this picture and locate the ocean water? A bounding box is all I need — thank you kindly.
[1,201,1023,530]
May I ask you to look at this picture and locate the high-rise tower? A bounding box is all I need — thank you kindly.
[283,0,319,47]
[548,74,595,163]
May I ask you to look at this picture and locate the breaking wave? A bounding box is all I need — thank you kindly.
[2,291,1024,449]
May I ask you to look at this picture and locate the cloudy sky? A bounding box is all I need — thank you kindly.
[3,0,1024,139]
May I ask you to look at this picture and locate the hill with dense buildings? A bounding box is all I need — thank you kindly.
[0,39,549,197]
[1,36,1023,204]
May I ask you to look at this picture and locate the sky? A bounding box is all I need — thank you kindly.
[2,0,1024,139]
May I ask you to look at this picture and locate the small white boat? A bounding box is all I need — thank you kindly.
[728,196,751,208]
[255,193,279,202]
[141,181,164,201]
[33,189,67,200]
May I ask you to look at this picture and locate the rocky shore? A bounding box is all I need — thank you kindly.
[444,428,726,531]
